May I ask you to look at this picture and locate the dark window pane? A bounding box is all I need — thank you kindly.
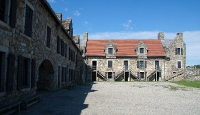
[108,61,112,68]
[0,0,6,22]
[24,5,33,37]
[108,48,113,54]
[140,48,144,53]
[178,61,181,68]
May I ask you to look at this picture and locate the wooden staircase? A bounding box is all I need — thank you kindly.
[97,71,107,81]
[147,70,156,81]
[115,71,124,80]
[165,70,184,81]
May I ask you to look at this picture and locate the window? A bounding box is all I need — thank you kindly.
[108,72,112,78]
[92,61,97,70]
[108,48,113,54]
[69,48,75,62]
[0,51,6,92]
[46,26,51,48]
[140,48,144,54]
[175,48,183,55]
[177,61,182,68]
[137,72,146,79]
[7,53,15,92]
[137,60,147,68]
[62,67,65,82]
[0,0,17,27]
[108,60,112,68]
[57,36,61,54]
[124,60,128,70]
[61,40,64,56]
[23,58,30,87]
[24,4,33,37]
[17,56,31,89]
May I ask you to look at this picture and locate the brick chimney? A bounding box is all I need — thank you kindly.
[158,32,164,40]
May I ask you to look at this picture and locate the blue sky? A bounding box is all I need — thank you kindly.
[47,0,200,66]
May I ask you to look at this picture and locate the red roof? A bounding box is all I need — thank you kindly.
[86,40,165,57]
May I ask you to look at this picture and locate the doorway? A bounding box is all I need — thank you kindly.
[92,72,96,81]
[125,72,129,81]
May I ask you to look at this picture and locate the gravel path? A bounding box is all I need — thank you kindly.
[19,82,200,115]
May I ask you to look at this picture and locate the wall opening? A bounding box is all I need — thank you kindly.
[38,59,55,91]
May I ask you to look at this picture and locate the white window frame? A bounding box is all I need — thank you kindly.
[175,47,183,55]
[138,60,145,68]
[123,60,129,70]
[154,60,160,69]
[91,59,98,70]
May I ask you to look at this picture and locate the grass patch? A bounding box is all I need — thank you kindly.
[173,80,200,88]
[162,85,187,91]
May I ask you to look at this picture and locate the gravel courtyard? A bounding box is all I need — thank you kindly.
[19,82,200,115]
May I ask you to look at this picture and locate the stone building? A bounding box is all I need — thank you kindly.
[84,32,186,81]
[0,0,83,106]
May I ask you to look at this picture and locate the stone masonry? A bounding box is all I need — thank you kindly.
[0,0,84,105]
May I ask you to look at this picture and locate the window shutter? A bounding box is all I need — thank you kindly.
[137,61,139,68]
[10,0,17,27]
[69,48,71,60]
[24,5,33,37]
[61,67,64,82]
[137,72,139,78]
[0,52,6,92]
[31,59,36,88]
[17,55,24,90]
[181,48,183,55]
[58,66,60,87]
[27,59,31,86]
[47,26,51,48]
[145,61,147,68]
[57,36,60,54]
[7,54,15,92]
[65,44,67,58]
[61,40,63,56]
[175,48,178,55]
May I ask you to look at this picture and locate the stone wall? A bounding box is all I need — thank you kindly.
[0,0,83,105]
[87,57,167,81]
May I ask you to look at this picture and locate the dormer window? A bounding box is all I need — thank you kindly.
[104,40,117,58]
[140,48,144,54]
[108,48,113,54]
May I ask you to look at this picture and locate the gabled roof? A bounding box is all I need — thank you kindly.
[86,40,165,57]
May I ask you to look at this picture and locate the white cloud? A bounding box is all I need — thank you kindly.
[73,11,80,16]
[122,20,134,30]
[83,21,92,31]
[89,30,200,65]
[48,0,56,3]
[64,8,68,12]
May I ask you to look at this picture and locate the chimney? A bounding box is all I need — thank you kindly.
[56,13,62,22]
[83,32,88,41]
[176,33,183,39]
[158,32,164,40]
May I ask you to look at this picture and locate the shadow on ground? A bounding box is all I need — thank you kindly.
[19,82,97,115]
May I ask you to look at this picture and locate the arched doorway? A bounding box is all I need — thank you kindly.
[37,59,55,91]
